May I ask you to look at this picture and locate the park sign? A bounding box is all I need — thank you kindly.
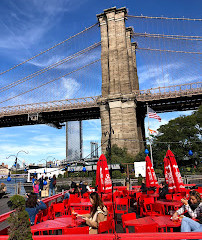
[134,161,146,177]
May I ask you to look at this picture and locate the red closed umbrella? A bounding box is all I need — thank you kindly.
[164,157,176,193]
[166,150,185,193]
[145,156,159,188]
[96,154,112,193]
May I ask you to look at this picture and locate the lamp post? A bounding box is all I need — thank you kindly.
[6,150,29,192]
[39,159,47,168]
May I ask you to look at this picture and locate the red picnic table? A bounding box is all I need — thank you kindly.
[124,215,181,233]
[151,215,181,232]
[124,216,156,233]
[155,200,182,212]
[31,216,84,235]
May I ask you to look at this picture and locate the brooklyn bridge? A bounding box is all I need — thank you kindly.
[0,7,201,157]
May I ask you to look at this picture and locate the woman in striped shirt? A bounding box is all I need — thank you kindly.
[172,190,202,233]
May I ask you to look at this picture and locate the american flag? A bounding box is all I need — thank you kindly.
[148,107,161,122]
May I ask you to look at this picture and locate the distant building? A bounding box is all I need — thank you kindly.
[10,163,20,171]
[0,163,9,177]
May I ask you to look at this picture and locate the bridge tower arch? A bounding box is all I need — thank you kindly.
[97,7,145,156]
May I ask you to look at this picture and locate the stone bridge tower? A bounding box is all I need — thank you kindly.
[97,7,145,156]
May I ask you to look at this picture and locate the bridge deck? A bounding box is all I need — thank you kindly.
[0,82,201,128]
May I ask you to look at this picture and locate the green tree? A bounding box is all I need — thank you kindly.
[105,144,137,175]
[152,105,202,169]
[7,195,33,240]
[106,144,135,164]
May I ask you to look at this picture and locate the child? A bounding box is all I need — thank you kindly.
[33,180,39,198]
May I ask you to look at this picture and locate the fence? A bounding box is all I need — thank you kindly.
[4,176,201,197]
[4,182,33,196]
[0,232,202,239]
[184,175,202,185]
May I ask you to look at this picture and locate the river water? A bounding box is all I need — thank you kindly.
[0,178,27,196]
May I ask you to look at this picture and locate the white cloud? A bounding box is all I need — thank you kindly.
[83,135,101,141]
[61,77,80,99]
[0,141,66,167]
[138,63,184,84]
[138,61,201,90]
[0,0,85,51]
[31,135,52,142]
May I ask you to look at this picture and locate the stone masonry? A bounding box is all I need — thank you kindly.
[97,7,145,156]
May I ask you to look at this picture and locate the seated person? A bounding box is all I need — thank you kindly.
[25,193,47,225]
[0,183,7,198]
[73,183,81,195]
[85,182,93,192]
[80,182,93,195]
[64,192,70,200]
[148,186,156,193]
[172,190,202,232]
[71,181,76,189]
[78,192,108,234]
[140,178,147,193]
[159,182,168,199]
[180,216,202,233]
[79,181,87,195]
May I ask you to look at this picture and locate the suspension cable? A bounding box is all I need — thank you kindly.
[0,23,98,76]
[0,59,101,105]
[136,47,202,54]
[0,42,101,93]
[127,15,202,21]
[133,33,202,41]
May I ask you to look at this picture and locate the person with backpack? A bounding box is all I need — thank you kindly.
[49,175,56,196]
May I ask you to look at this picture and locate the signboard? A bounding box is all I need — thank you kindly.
[134,161,146,177]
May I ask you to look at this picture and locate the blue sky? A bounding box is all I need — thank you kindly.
[0,0,201,167]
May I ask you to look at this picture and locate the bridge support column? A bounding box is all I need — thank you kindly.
[99,98,144,156]
[97,7,144,156]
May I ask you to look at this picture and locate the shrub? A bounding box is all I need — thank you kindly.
[7,195,33,240]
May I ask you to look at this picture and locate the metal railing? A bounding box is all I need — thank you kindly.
[0,96,99,118]
[0,82,201,118]
[5,182,32,196]
[135,82,202,101]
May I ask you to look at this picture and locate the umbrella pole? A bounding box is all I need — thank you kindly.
[147,103,154,166]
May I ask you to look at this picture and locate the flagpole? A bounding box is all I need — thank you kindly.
[147,103,154,166]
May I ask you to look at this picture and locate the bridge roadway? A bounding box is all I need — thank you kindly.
[0,82,201,128]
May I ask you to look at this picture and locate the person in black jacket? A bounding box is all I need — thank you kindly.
[39,176,44,198]
[80,181,87,195]
[140,178,147,193]
[159,182,168,199]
